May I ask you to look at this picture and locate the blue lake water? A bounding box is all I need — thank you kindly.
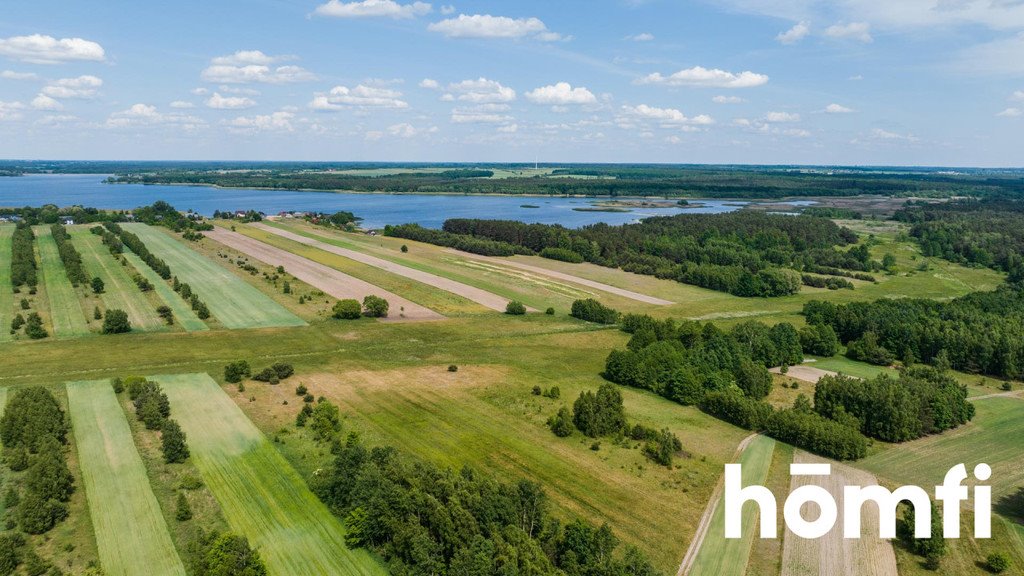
[0,173,761,229]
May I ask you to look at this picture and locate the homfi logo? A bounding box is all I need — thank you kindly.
[724,463,991,539]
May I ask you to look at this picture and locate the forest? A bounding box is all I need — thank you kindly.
[313,432,660,576]
[803,284,1024,379]
[94,163,1024,199]
[895,198,1024,278]
[389,213,872,297]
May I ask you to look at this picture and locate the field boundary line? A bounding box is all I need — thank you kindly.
[253,222,521,312]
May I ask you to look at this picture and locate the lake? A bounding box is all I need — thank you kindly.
[0,173,757,229]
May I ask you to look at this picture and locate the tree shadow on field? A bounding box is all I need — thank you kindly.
[995,487,1024,524]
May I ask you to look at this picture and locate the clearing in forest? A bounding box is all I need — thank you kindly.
[206,227,443,321]
[122,224,304,329]
[36,226,91,337]
[684,434,776,576]
[253,222,517,312]
[0,226,13,342]
[780,451,898,576]
[66,379,187,576]
[72,228,166,331]
[154,373,385,576]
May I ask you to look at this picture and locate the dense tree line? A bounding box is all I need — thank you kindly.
[571,299,620,324]
[0,387,75,534]
[814,367,973,442]
[133,201,213,232]
[803,284,1024,378]
[50,224,88,286]
[10,223,37,292]
[91,225,123,254]
[894,198,1024,276]
[104,222,171,279]
[383,223,530,257]
[409,213,866,297]
[800,206,863,219]
[105,164,1024,199]
[313,433,660,576]
[0,204,128,226]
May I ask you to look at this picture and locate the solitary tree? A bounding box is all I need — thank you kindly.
[161,419,190,463]
[332,299,362,320]
[91,276,105,294]
[362,295,389,318]
[101,309,131,334]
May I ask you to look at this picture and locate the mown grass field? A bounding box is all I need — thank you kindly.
[123,224,305,329]
[155,373,385,576]
[72,228,167,332]
[66,379,185,576]
[226,223,485,316]
[35,226,91,337]
[0,226,13,343]
[121,249,209,331]
[688,435,776,576]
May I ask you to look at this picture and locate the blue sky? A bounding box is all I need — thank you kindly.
[0,0,1022,165]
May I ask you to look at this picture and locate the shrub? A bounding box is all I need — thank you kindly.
[531,386,542,396]
[447,365,458,372]
[362,295,389,318]
[271,363,294,380]
[571,299,619,324]
[643,428,683,466]
[252,368,280,384]
[101,309,131,334]
[547,407,574,437]
[156,305,174,325]
[224,361,251,384]
[161,419,190,464]
[545,307,555,315]
[332,299,362,319]
[91,276,105,294]
[505,300,527,315]
[400,244,408,253]
[295,384,308,396]
[175,493,193,521]
[986,552,1009,574]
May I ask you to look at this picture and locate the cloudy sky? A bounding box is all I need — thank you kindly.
[0,0,1022,165]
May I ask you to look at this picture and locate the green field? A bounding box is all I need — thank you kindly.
[121,249,209,331]
[72,228,166,332]
[123,224,304,329]
[36,226,91,337]
[0,226,13,342]
[155,373,384,576]
[688,435,776,576]
[66,379,187,576]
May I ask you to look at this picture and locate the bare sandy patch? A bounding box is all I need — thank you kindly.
[770,365,841,384]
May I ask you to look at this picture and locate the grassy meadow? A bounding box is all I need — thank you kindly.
[36,226,91,338]
[156,373,385,576]
[66,379,187,576]
[123,224,305,329]
[0,226,13,343]
[121,248,209,331]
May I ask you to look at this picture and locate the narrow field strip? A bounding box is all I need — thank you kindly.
[684,434,776,576]
[123,224,304,329]
[66,379,187,576]
[154,373,384,576]
[121,250,208,331]
[206,227,443,321]
[36,226,91,337]
[0,226,13,343]
[72,229,166,331]
[457,251,675,305]
[781,451,898,576]
[253,222,517,312]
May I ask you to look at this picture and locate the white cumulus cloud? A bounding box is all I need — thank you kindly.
[0,101,26,121]
[524,82,596,105]
[997,107,1021,117]
[712,95,743,104]
[825,22,873,43]
[443,78,516,103]
[310,84,408,109]
[622,104,714,126]
[228,111,295,132]
[170,101,195,109]
[30,94,62,110]
[428,14,566,41]
[1,70,38,80]
[202,51,315,84]
[0,34,105,64]
[206,92,256,109]
[638,66,769,88]
[626,32,655,41]
[41,75,102,99]
[314,0,432,19]
[776,21,810,44]
[765,111,800,122]
[824,103,854,113]
[419,78,440,89]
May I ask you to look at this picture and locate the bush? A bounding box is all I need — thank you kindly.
[505,300,527,315]
[175,492,192,521]
[545,307,555,315]
[540,247,584,263]
[101,309,131,334]
[986,552,1010,573]
[91,276,105,294]
[271,363,294,380]
[161,419,190,464]
[362,295,389,318]
[295,384,308,396]
[548,407,574,437]
[572,384,626,438]
[224,361,251,384]
[570,299,619,324]
[448,365,458,372]
[252,368,280,384]
[643,428,683,466]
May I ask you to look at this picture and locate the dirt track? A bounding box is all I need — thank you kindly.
[206,227,443,321]
[451,250,675,305]
[252,224,517,312]
[780,451,899,576]
[770,365,841,383]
